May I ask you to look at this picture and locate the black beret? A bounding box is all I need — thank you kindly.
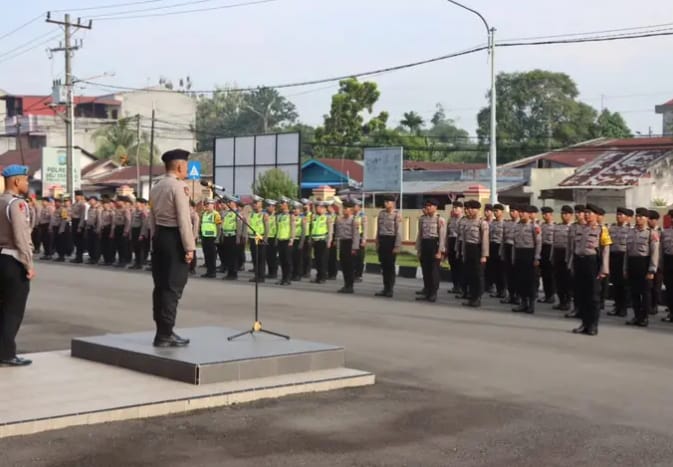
[116,195,128,202]
[541,207,554,214]
[635,207,649,217]
[493,203,505,211]
[342,200,355,208]
[87,195,99,202]
[425,198,439,207]
[561,205,573,214]
[452,201,463,208]
[136,198,147,203]
[74,190,84,196]
[648,210,660,220]
[484,203,493,210]
[584,203,601,214]
[382,194,396,202]
[161,149,190,163]
[596,207,606,216]
[625,209,634,217]
[574,204,585,213]
[509,204,520,212]
[526,205,539,214]
[467,200,481,209]
[616,207,629,215]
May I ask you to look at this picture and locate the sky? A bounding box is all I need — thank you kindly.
[1,0,672,138]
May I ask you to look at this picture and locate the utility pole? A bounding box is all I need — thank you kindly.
[15,120,25,166]
[148,107,156,190]
[135,114,141,196]
[46,12,92,198]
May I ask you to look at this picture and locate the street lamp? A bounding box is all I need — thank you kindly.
[445,0,497,203]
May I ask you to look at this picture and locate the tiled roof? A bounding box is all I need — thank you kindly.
[659,98,673,107]
[316,158,364,182]
[0,148,43,175]
[84,166,165,185]
[403,161,486,171]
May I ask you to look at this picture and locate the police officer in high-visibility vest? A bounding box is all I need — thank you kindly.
[275,197,295,285]
[353,199,367,282]
[221,195,244,280]
[265,199,279,279]
[301,198,313,278]
[200,199,221,278]
[310,201,333,284]
[291,200,306,281]
[327,201,339,280]
[248,195,269,283]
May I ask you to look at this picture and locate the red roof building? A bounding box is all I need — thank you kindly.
[2,94,121,119]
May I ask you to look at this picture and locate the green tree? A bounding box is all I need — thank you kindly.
[596,108,632,138]
[477,70,605,161]
[195,86,298,151]
[400,111,424,134]
[93,117,156,165]
[314,78,389,159]
[252,168,299,199]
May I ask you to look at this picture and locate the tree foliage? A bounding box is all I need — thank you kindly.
[477,70,632,162]
[252,168,299,199]
[596,109,633,138]
[400,111,424,134]
[195,86,298,151]
[93,117,156,166]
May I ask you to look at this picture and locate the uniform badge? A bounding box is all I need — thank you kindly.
[652,232,660,242]
[184,186,190,197]
[535,226,541,235]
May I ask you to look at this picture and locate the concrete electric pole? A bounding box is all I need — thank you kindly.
[46,13,92,198]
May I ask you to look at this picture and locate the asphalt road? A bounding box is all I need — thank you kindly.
[4,261,673,467]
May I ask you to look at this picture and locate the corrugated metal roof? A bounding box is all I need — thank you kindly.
[402,180,524,195]
[558,149,673,187]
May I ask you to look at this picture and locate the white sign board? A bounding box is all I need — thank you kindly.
[363,147,403,192]
[41,147,81,195]
[213,132,300,195]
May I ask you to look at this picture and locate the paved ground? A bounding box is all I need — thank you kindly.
[4,261,673,466]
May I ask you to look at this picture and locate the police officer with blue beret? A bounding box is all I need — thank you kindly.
[0,165,35,366]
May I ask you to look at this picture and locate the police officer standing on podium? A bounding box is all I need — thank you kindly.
[0,165,35,366]
[149,150,195,347]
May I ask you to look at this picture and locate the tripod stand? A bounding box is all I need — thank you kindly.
[211,190,289,341]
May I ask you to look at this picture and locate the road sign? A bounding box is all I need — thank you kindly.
[187,161,201,180]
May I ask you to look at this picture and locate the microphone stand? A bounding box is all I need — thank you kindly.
[209,188,289,341]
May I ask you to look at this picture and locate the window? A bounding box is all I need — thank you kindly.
[110,109,118,120]
[28,135,46,149]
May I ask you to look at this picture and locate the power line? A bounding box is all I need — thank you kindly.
[0,33,61,66]
[91,0,279,21]
[53,0,170,13]
[499,21,673,42]
[86,0,224,18]
[0,14,44,42]
[0,30,57,59]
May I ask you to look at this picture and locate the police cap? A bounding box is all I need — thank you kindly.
[251,195,264,203]
[292,200,303,209]
[526,205,539,214]
[541,207,554,214]
[2,164,28,178]
[616,206,629,216]
[574,204,585,213]
[584,203,601,215]
[136,197,147,204]
[561,205,573,214]
[470,200,482,209]
[635,207,649,217]
[625,208,634,217]
[342,200,355,208]
[382,194,396,202]
[87,195,99,202]
[509,204,520,212]
[300,198,312,205]
[648,210,660,220]
[161,149,190,163]
[425,198,439,207]
[264,199,277,207]
[452,201,464,208]
[493,203,505,211]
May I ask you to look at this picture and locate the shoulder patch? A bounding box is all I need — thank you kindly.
[652,232,660,242]
[184,186,190,197]
[534,226,541,235]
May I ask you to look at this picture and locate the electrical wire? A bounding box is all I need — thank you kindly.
[0,30,58,59]
[91,0,279,21]
[0,33,61,66]
[85,0,225,18]
[53,0,170,13]
[0,14,44,42]
[499,21,673,42]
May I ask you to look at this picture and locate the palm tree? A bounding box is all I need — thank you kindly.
[93,117,156,166]
[400,111,424,135]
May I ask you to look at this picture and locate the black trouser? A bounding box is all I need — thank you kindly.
[514,248,537,306]
[458,243,468,294]
[540,244,555,300]
[447,237,461,290]
[222,235,238,278]
[609,251,627,313]
[266,238,278,278]
[55,225,73,258]
[249,238,266,282]
[87,226,101,263]
[339,239,355,288]
[574,255,601,329]
[0,255,30,359]
[464,243,484,301]
[291,240,303,280]
[420,238,440,298]
[278,239,292,282]
[238,247,245,271]
[152,227,189,337]
[354,242,365,278]
[486,242,504,295]
[114,225,129,264]
[328,242,338,278]
[131,227,144,266]
[664,255,673,316]
[302,241,312,278]
[553,248,571,306]
[31,224,41,253]
[72,218,85,260]
[216,240,227,272]
[313,239,328,281]
[201,236,217,275]
[628,256,652,323]
[503,244,516,299]
[39,223,52,256]
[101,226,114,264]
[652,269,663,310]
[378,236,397,292]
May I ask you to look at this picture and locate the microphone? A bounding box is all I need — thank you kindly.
[200,180,226,192]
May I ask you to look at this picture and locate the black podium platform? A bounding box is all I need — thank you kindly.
[71,327,345,384]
